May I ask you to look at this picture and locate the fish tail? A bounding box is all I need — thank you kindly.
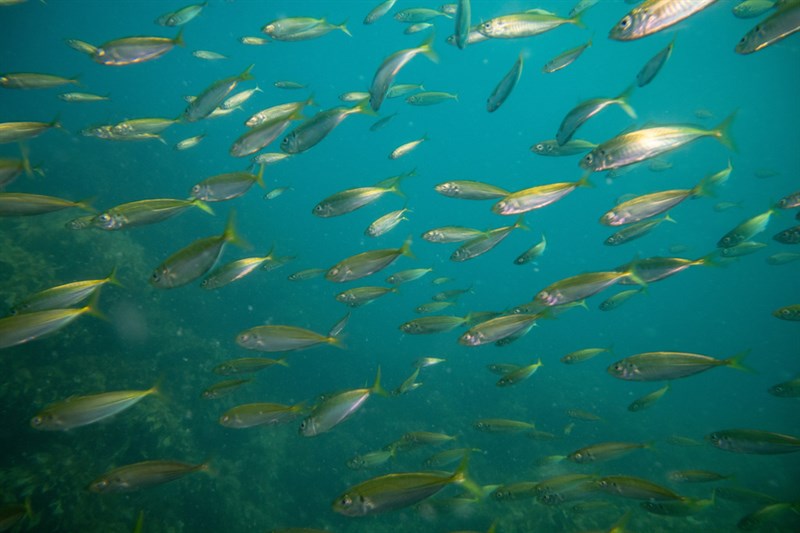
[691,174,717,199]
[713,110,737,151]
[576,172,594,189]
[725,349,756,374]
[105,265,124,288]
[191,198,215,215]
[196,458,216,477]
[83,289,107,321]
[419,33,439,64]
[238,63,255,81]
[371,366,389,397]
[451,454,483,499]
[336,20,352,37]
[616,84,637,119]
[663,213,677,224]
[18,141,34,177]
[697,251,727,268]
[570,12,586,29]
[305,93,319,108]
[276,358,290,367]
[513,214,530,231]
[353,99,379,117]
[625,265,648,289]
[536,454,566,466]
[327,334,347,350]
[222,210,249,249]
[173,27,186,47]
[400,235,416,259]
[255,163,266,189]
[147,376,166,401]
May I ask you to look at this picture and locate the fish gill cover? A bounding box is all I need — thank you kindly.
[0,0,798,532]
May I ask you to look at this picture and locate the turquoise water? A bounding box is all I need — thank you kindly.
[0,1,799,532]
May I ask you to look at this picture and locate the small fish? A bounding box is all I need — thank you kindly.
[474,417,537,434]
[219,402,305,428]
[667,470,731,483]
[31,383,159,430]
[0,117,61,144]
[609,0,720,41]
[213,357,288,375]
[414,357,445,368]
[246,95,316,128]
[262,17,351,41]
[706,428,800,454]
[193,50,227,60]
[773,225,800,245]
[264,186,291,200]
[282,101,373,153]
[201,248,277,290]
[720,241,768,258]
[58,91,110,102]
[567,441,653,463]
[348,448,396,470]
[400,315,469,335]
[637,36,675,87]
[773,304,800,321]
[494,175,592,215]
[183,64,254,122]
[175,133,206,150]
[393,431,456,451]
[487,53,523,112]
[415,301,455,314]
[738,502,799,531]
[332,457,477,516]
[155,2,207,26]
[608,350,752,381]
[369,35,438,111]
[514,234,547,265]
[191,166,265,202]
[571,0,600,17]
[222,86,262,109]
[370,112,398,132]
[566,408,603,422]
[93,198,213,230]
[150,212,244,289]
[0,297,102,350]
[336,286,397,308]
[364,0,398,25]
[339,91,370,102]
[766,252,800,265]
[495,358,544,386]
[91,29,185,66]
[386,267,432,285]
[531,139,597,156]
[736,0,800,54]
[387,84,425,99]
[451,216,527,262]
[459,312,541,346]
[718,208,777,248]
[453,0,472,49]
[561,346,613,364]
[435,180,509,200]
[641,497,714,517]
[604,214,676,246]
[391,367,422,396]
[394,7,451,23]
[479,11,583,39]
[326,237,414,282]
[616,254,718,284]
[602,177,714,226]
[406,92,458,106]
[314,172,410,218]
[88,460,210,493]
[535,267,643,307]
[768,375,800,397]
[556,86,636,145]
[599,288,644,311]
[274,80,307,90]
[201,378,252,399]
[240,36,270,45]
[543,39,591,73]
[287,268,326,281]
[733,0,779,18]
[595,475,683,501]
[628,383,670,411]
[237,322,344,353]
[300,368,386,437]
[231,113,299,158]
[390,136,427,159]
[446,24,490,46]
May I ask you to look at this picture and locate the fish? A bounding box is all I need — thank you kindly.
[599,288,644,311]
[332,456,477,516]
[92,198,213,230]
[718,208,777,248]
[768,375,800,397]
[566,441,653,463]
[406,92,458,106]
[616,254,719,284]
[451,216,527,262]
[556,86,636,145]
[767,252,800,265]
[287,268,326,281]
[777,190,800,209]
[326,236,414,282]
[535,267,644,307]
[719,241,768,258]
[486,363,520,375]
[336,286,397,308]
[339,91,370,102]
[300,368,386,437]
[0,117,61,144]
[581,113,736,172]
[219,402,305,428]
[478,11,583,39]
[387,84,425,99]
[424,448,481,468]
[531,139,597,156]
[628,383,670,411]
[236,322,344,352]
[571,0,600,17]
[12,269,120,314]
[601,177,714,226]
[201,248,277,290]
[733,0,779,19]
[91,29,185,66]
[222,86,262,109]
[88,460,210,493]
[454,0,471,49]
[155,2,207,26]
[394,8,451,23]
[31,383,159,430]
[458,312,541,346]
[111,117,178,136]
[414,357,445,368]
[667,470,731,483]
[253,153,292,166]
[64,38,98,55]
[493,175,592,215]
[608,350,752,381]
[370,112,397,132]
[175,133,206,150]
[561,346,613,364]
[492,482,540,502]
[415,301,455,314]
[183,64,254,122]
[369,35,438,111]
[434,180,509,200]
[609,0,720,41]
[604,214,676,245]
[364,0,398,25]
[193,50,227,60]
[0,71,80,89]
[542,39,592,73]
[487,54,523,112]
[391,367,422,396]
[366,207,411,237]
[637,36,676,87]
[566,408,603,422]
[0,296,102,350]
[240,36,270,45]
[400,315,470,334]
[190,166,265,202]
[150,212,244,289]
[274,80,307,90]
[773,225,800,244]
[595,475,683,501]
[386,267,432,285]
[736,0,800,53]
[262,17,351,41]
[245,95,316,128]
[314,173,410,218]
[513,234,547,265]
[231,113,300,157]
[213,357,288,375]
[706,428,800,454]
[348,448,396,470]
[390,135,428,159]
[201,378,253,400]
[446,24,490,46]
[738,502,799,531]
[774,304,800,321]
[496,358,543,386]
[393,431,457,452]
[282,101,373,153]
[641,497,714,516]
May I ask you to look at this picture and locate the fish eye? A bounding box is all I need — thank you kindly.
[619,16,631,29]
[535,143,544,151]
[340,495,352,507]
[201,279,209,287]
[573,452,582,460]
[191,184,201,193]
[220,415,230,423]
[313,205,324,213]
[30,416,43,426]
[150,271,160,282]
[584,154,593,163]
[780,309,792,316]
[98,213,111,223]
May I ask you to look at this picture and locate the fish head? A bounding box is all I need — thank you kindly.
[492,200,515,215]
[190,183,208,200]
[346,456,366,469]
[332,491,370,516]
[149,267,171,288]
[312,202,333,217]
[326,265,344,281]
[600,212,619,226]
[458,331,481,346]
[280,132,299,154]
[705,432,727,450]
[735,26,764,55]
[717,233,742,248]
[30,412,58,430]
[263,23,277,35]
[400,322,422,334]
[580,148,609,171]
[423,230,444,242]
[88,475,128,493]
[219,414,233,426]
[236,332,256,349]
[608,8,650,41]
[435,182,459,196]
[607,360,630,378]
[535,290,559,307]
[478,19,500,37]
[336,292,355,304]
[530,142,553,155]
[299,416,319,437]
[492,488,512,501]
[450,248,470,262]
[214,363,233,375]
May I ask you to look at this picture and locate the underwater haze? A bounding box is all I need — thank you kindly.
[0,0,799,532]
